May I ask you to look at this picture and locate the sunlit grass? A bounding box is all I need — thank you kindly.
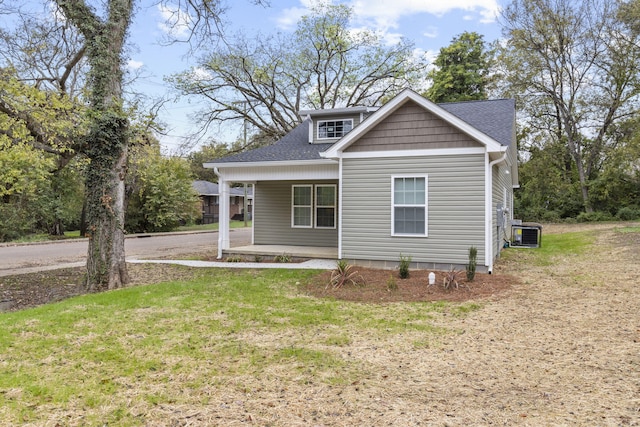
[0,267,452,425]
[502,230,594,266]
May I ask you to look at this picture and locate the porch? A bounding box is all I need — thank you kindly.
[224,244,338,260]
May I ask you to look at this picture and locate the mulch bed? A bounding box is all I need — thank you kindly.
[303,267,515,303]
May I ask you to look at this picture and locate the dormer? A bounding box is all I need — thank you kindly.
[298,106,379,144]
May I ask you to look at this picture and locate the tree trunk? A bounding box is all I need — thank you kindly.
[56,0,133,290]
[84,116,129,291]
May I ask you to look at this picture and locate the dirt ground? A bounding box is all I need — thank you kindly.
[1,222,639,425]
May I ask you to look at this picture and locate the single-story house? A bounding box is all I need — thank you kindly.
[191,180,253,224]
[205,89,518,272]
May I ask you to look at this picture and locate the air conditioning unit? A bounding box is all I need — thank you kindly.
[511,222,542,248]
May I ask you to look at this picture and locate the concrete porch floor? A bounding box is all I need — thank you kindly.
[225,244,338,259]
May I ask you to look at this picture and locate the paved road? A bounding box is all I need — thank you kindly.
[0,228,252,276]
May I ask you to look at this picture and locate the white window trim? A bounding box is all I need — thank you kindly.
[391,175,428,237]
[291,185,313,228]
[317,119,354,140]
[315,184,337,229]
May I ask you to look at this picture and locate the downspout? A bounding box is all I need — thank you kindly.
[337,156,343,259]
[486,151,508,274]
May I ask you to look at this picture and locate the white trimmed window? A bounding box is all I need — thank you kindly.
[392,176,427,236]
[315,185,336,228]
[291,184,336,229]
[292,185,312,228]
[317,119,353,139]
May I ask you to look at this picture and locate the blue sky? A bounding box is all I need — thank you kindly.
[124,0,506,152]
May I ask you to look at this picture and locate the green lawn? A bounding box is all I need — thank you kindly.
[0,267,451,425]
[501,229,595,266]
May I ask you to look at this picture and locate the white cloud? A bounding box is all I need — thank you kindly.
[157,4,193,39]
[423,26,438,38]
[189,67,213,81]
[275,0,499,45]
[355,0,499,40]
[276,0,333,30]
[127,59,144,70]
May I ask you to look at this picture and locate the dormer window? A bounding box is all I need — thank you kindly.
[318,119,353,139]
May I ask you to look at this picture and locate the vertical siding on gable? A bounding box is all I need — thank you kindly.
[341,154,486,266]
[254,180,338,247]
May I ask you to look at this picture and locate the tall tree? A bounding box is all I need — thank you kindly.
[170,3,425,145]
[1,0,262,290]
[53,0,134,290]
[425,31,492,103]
[499,0,640,213]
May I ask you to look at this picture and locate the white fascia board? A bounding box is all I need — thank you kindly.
[299,106,378,117]
[340,147,487,159]
[321,88,504,159]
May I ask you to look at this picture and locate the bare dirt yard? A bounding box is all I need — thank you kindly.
[1,222,639,425]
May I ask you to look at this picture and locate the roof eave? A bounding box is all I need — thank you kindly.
[204,158,337,169]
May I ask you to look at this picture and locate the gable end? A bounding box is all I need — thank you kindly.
[345,101,483,152]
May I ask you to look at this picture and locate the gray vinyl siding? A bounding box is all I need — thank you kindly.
[346,101,483,152]
[254,180,338,247]
[492,161,513,258]
[312,114,362,143]
[341,154,486,266]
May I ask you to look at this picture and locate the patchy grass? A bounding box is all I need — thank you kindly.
[503,230,594,267]
[0,268,453,425]
[614,225,640,233]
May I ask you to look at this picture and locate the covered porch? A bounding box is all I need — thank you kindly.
[211,160,340,260]
[224,244,338,260]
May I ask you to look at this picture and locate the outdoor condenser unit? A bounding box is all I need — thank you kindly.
[511,222,542,248]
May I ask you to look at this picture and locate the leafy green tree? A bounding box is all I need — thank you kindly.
[0,136,54,241]
[499,0,640,214]
[126,144,199,233]
[186,141,231,182]
[170,3,425,145]
[425,31,492,103]
[2,0,261,289]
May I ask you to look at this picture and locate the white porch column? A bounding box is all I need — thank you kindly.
[215,169,231,259]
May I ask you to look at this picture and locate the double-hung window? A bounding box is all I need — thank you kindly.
[292,184,336,229]
[392,176,427,236]
[292,185,312,228]
[318,119,353,139]
[315,185,336,228]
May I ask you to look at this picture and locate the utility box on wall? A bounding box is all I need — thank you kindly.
[511,222,542,248]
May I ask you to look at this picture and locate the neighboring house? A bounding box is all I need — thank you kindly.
[191,180,253,224]
[206,89,518,272]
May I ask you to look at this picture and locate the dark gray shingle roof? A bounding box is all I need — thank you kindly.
[439,98,515,148]
[211,118,332,164]
[211,98,515,164]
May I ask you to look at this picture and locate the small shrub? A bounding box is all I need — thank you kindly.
[398,253,411,279]
[466,246,477,282]
[274,253,291,263]
[226,255,244,263]
[329,260,364,289]
[253,255,263,263]
[443,266,463,290]
[576,211,614,222]
[386,274,398,291]
[616,206,640,221]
